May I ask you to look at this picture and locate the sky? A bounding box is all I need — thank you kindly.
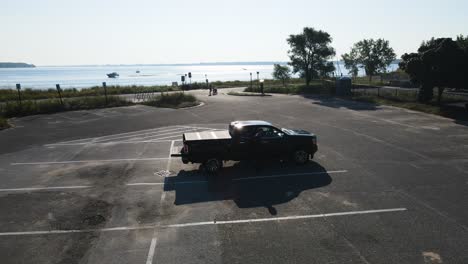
[1,0,467,66]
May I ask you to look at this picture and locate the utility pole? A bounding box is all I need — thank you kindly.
[250,72,252,89]
[256,72,260,89]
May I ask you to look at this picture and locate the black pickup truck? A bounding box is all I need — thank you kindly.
[171,121,318,173]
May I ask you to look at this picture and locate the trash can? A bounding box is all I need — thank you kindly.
[336,77,352,96]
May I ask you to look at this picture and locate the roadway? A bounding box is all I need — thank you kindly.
[0,88,467,264]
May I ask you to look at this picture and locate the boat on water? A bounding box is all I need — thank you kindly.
[136,70,140,73]
[107,72,119,78]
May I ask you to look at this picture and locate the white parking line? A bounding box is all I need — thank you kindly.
[165,208,407,228]
[210,131,218,139]
[54,126,187,144]
[11,157,172,166]
[48,139,182,146]
[92,127,188,143]
[0,208,407,236]
[145,231,158,264]
[1,169,348,192]
[0,185,92,192]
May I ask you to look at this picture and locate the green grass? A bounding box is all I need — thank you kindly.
[0,116,9,130]
[212,78,306,88]
[0,96,133,117]
[0,85,180,102]
[0,78,311,102]
[244,80,335,94]
[142,93,199,109]
[227,91,272,96]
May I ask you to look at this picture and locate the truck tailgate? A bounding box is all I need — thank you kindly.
[184,130,231,141]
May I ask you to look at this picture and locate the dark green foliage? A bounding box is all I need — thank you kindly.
[342,39,396,82]
[287,27,336,86]
[272,64,291,87]
[342,52,359,78]
[0,117,9,130]
[142,93,198,108]
[400,37,468,103]
[0,85,179,102]
[0,96,132,117]
[244,80,335,94]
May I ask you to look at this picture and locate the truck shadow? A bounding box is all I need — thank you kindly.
[164,161,332,215]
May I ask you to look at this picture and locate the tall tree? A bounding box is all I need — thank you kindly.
[342,39,396,82]
[400,37,468,103]
[287,27,335,86]
[341,51,359,79]
[272,64,291,87]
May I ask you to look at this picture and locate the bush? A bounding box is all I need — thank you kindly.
[244,80,335,94]
[143,93,198,108]
[0,96,132,117]
[0,85,180,102]
[0,116,9,130]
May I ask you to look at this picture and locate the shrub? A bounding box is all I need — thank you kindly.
[0,96,132,117]
[143,93,198,108]
[0,116,9,130]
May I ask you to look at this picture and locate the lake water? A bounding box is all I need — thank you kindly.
[0,63,399,90]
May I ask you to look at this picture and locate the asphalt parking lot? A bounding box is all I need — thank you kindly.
[0,88,467,264]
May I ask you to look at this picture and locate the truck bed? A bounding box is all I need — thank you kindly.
[184,130,231,141]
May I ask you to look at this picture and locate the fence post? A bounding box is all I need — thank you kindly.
[56,84,64,106]
[377,87,380,97]
[395,88,398,97]
[102,82,108,105]
[15,84,22,106]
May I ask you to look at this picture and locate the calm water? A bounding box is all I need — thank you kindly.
[0,63,399,90]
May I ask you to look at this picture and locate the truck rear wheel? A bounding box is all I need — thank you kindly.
[204,158,222,174]
[293,150,309,165]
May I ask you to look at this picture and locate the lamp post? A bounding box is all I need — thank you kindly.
[256,71,259,89]
[260,79,264,95]
[250,72,252,89]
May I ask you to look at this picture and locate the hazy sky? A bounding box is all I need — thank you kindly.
[1,0,467,66]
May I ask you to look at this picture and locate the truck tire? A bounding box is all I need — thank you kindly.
[205,158,222,174]
[293,150,309,165]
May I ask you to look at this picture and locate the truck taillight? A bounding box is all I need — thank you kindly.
[312,137,317,145]
[183,144,189,153]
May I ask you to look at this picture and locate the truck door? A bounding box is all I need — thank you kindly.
[253,126,287,159]
[231,126,255,160]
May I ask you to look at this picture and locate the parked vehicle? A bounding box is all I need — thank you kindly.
[171,120,318,173]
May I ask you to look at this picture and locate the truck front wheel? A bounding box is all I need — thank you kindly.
[293,150,309,165]
[204,158,222,174]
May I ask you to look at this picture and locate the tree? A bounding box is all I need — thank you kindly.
[341,51,359,79]
[272,64,291,87]
[287,27,335,86]
[342,39,396,82]
[400,37,468,104]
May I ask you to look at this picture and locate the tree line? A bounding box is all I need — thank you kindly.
[273,27,468,103]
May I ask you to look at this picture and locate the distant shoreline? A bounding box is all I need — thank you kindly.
[32,61,288,67]
[0,62,35,68]
[11,60,401,68]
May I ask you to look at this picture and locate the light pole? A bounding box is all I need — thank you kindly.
[256,71,260,89]
[260,79,264,95]
[250,72,252,89]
